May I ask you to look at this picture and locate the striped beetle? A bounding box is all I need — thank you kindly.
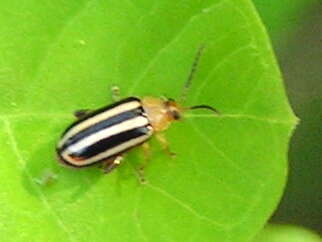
[56,46,219,174]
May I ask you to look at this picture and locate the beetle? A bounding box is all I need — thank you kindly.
[56,46,219,174]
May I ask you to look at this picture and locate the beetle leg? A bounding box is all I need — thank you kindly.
[142,142,151,161]
[136,168,147,184]
[156,133,176,158]
[74,109,91,119]
[133,142,150,184]
[111,85,121,101]
[101,155,124,174]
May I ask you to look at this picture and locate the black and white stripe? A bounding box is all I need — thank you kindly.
[57,97,153,167]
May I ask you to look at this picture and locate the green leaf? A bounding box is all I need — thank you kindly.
[0,0,296,241]
[254,224,322,242]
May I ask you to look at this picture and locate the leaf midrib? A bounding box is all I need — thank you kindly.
[0,113,298,125]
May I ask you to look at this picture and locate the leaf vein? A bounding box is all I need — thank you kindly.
[187,119,264,184]
[25,0,97,107]
[193,44,254,102]
[127,0,227,95]
[146,183,228,229]
[114,1,159,85]
[132,189,149,242]
[1,118,76,242]
[185,113,297,125]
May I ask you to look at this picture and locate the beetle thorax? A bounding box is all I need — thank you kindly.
[141,97,182,132]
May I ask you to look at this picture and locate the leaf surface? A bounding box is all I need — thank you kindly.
[0,0,296,241]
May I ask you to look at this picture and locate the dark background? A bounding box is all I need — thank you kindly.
[254,0,322,234]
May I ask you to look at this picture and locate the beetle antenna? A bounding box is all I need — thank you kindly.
[189,105,220,115]
[179,44,205,103]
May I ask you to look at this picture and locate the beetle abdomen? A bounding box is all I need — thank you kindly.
[57,97,153,167]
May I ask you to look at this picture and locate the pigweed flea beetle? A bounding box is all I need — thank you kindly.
[56,46,219,174]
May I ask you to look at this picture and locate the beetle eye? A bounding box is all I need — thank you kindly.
[172,110,181,120]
